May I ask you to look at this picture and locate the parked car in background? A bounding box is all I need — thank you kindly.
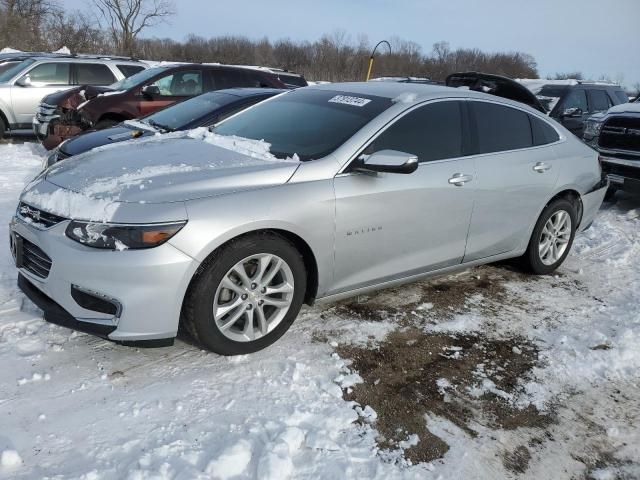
[45,88,285,167]
[518,79,628,137]
[584,96,640,199]
[237,66,307,88]
[37,63,300,149]
[0,55,145,139]
[11,82,607,354]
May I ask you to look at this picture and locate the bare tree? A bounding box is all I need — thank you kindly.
[92,0,175,56]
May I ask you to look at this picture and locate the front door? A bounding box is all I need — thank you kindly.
[11,62,72,126]
[137,69,204,117]
[331,100,476,295]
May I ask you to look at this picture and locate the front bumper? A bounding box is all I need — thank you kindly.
[10,216,200,343]
[600,155,640,193]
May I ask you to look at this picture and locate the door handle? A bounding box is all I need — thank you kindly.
[448,173,473,186]
[533,162,551,173]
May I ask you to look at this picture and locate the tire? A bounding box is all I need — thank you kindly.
[0,115,6,139]
[603,186,617,202]
[95,118,119,130]
[182,232,307,355]
[522,198,577,275]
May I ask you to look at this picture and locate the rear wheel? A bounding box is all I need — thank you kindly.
[182,232,307,355]
[522,198,577,275]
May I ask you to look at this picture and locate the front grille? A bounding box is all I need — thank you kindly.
[18,202,66,228]
[36,102,59,122]
[22,237,52,279]
[599,117,640,153]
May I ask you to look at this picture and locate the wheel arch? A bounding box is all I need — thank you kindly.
[545,188,583,226]
[183,227,320,310]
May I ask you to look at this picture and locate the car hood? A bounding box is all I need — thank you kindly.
[42,85,115,109]
[59,122,156,156]
[604,102,640,115]
[446,72,547,113]
[25,134,300,220]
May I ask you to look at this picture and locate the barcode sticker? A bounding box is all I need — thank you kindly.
[328,95,372,107]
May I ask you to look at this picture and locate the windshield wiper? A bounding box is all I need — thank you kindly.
[145,119,174,132]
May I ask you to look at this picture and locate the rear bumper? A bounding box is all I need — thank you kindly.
[578,180,608,232]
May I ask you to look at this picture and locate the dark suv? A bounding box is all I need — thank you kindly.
[520,80,628,137]
[38,63,304,149]
[584,96,639,198]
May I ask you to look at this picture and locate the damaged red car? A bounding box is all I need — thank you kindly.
[35,63,305,149]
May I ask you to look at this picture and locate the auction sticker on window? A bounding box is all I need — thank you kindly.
[328,95,372,107]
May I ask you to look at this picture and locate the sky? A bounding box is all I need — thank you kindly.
[61,0,640,89]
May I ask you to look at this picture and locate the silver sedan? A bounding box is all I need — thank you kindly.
[10,82,607,354]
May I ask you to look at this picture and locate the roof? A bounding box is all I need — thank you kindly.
[518,78,623,95]
[208,87,286,97]
[310,81,465,101]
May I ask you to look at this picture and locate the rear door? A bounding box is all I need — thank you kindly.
[10,61,72,125]
[331,100,476,294]
[463,100,560,262]
[73,63,116,86]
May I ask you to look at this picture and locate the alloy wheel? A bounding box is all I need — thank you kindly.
[213,253,295,342]
[538,210,572,266]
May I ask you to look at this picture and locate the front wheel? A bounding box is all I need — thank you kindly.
[0,115,6,139]
[182,233,307,355]
[522,198,577,275]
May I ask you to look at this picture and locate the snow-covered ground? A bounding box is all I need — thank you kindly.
[0,142,638,479]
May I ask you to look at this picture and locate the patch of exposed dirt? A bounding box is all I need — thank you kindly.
[337,327,551,464]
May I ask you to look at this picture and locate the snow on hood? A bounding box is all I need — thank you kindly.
[21,130,300,221]
[605,102,640,115]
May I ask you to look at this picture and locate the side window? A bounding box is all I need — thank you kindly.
[470,102,532,154]
[561,89,588,113]
[75,63,116,85]
[365,101,463,162]
[590,90,612,112]
[212,69,264,90]
[149,70,203,96]
[530,115,560,146]
[116,64,145,77]
[23,62,70,86]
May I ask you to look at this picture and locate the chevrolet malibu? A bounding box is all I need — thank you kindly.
[10,82,607,355]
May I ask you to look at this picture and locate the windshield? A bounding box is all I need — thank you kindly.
[0,58,35,83]
[213,89,392,160]
[142,91,238,131]
[108,66,167,91]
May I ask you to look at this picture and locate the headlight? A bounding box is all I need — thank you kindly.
[584,120,603,137]
[65,221,186,250]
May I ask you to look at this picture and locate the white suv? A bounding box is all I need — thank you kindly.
[0,55,146,138]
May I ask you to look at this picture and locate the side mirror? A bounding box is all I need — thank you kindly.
[354,149,419,174]
[141,85,161,98]
[15,75,32,87]
[561,107,582,118]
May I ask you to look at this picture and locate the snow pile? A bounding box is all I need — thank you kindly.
[187,127,300,162]
[0,450,22,469]
[0,47,22,54]
[21,185,118,223]
[392,92,418,104]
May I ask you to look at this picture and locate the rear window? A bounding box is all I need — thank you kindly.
[471,101,532,154]
[75,63,116,85]
[211,69,267,90]
[530,115,560,146]
[214,89,392,161]
[277,73,307,88]
[117,64,145,78]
